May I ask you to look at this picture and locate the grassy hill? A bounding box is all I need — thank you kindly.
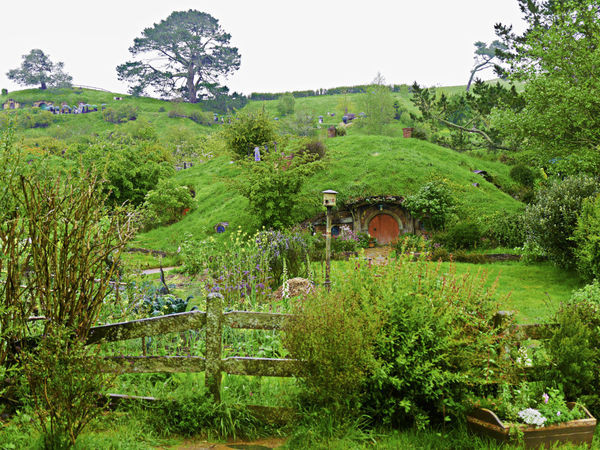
[134,133,522,253]
[1,85,524,256]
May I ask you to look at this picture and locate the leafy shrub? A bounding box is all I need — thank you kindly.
[523,175,599,268]
[23,329,118,448]
[286,249,516,426]
[443,222,482,250]
[140,288,195,317]
[277,93,295,116]
[284,288,380,412]
[1,88,7,96]
[411,127,429,140]
[479,210,526,248]
[147,391,260,439]
[233,150,322,229]
[573,195,600,281]
[142,178,196,228]
[509,164,535,188]
[78,139,174,206]
[189,111,213,125]
[297,139,326,160]
[102,105,138,123]
[18,109,54,129]
[223,110,277,159]
[0,109,55,129]
[403,179,456,230]
[361,253,516,428]
[335,126,347,136]
[257,229,313,286]
[392,233,430,254]
[541,281,600,415]
[451,250,488,264]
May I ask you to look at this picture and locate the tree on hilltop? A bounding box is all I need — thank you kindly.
[116,10,241,103]
[466,40,506,91]
[6,49,72,90]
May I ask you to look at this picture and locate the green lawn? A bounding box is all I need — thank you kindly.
[439,261,583,323]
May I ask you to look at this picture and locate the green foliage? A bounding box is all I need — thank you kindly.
[509,164,535,188]
[277,93,295,116]
[146,391,260,439]
[0,108,55,129]
[411,80,522,150]
[296,138,327,160]
[478,210,526,248]
[492,0,600,159]
[523,175,599,268]
[77,138,174,206]
[140,288,194,317]
[233,150,322,229]
[142,178,196,228]
[443,222,482,250]
[180,230,273,307]
[6,49,72,90]
[102,104,139,124]
[403,179,456,231]
[473,382,587,428]
[363,253,515,428]
[222,110,278,159]
[284,288,380,412]
[356,76,394,135]
[541,281,600,415]
[23,329,117,448]
[279,109,316,137]
[335,125,347,136]
[116,10,240,103]
[573,194,600,281]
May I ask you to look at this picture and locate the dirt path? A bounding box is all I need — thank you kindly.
[171,437,286,449]
[140,266,180,275]
[363,245,392,265]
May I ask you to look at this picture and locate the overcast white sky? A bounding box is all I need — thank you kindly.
[0,1,526,96]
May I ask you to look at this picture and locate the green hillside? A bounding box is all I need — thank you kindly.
[1,86,523,255]
[135,134,522,253]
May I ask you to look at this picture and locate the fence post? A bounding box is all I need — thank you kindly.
[493,310,514,330]
[205,292,224,402]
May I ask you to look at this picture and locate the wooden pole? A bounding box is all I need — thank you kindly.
[205,292,224,402]
[325,205,332,291]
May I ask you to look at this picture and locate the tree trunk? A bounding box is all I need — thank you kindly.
[40,81,47,90]
[187,65,197,103]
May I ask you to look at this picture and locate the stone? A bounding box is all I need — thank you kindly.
[272,277,315,300]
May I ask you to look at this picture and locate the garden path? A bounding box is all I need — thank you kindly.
[363,245,392,265]
[141,266,179,275]
[172,437,285,449]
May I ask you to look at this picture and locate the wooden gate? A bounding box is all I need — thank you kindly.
[368,214,400,244]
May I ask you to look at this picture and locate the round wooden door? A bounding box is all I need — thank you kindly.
[368,214,400,244]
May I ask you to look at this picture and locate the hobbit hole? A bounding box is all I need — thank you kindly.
[307,195,422,244]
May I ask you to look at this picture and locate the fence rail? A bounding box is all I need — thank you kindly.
[90,293,296,401]
[88,301,558,402]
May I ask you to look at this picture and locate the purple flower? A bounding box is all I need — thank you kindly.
[557,411,561,416]
[542,393,549,404]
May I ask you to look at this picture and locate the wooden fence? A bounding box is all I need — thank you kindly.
[87,293,297,402]
[85,298,559,403]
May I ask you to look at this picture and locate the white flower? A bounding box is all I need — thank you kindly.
[515,347,533,367]
[518,408,547,427]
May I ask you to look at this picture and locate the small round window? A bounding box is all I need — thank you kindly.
[331,225,340,237]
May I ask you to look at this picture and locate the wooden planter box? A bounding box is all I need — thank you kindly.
[467,403,596,448]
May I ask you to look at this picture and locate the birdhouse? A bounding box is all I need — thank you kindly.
[322,190,338,207]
